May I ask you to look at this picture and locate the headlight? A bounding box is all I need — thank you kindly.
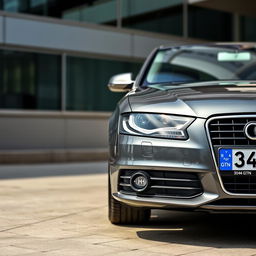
[120,113,194,139]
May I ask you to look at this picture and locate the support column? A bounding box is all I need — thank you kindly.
[61,53,67,111]
[233,13,240,42]
[117,0,122,28]
[183,0,188,38]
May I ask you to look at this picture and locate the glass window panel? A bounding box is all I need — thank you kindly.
[0,0,48,15]
[62,0,117,26]
[29,0,48,15]
[66,56,142,111]
[122,0,182,36]
[3,0,19,12]
[36,54,61,109]
[122,0,182,18]
[0,50,61,110]
[240,16,256,41]
[30,0,47,8]
[188,6,232,41]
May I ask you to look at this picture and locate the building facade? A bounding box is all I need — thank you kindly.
[0,0,255,163]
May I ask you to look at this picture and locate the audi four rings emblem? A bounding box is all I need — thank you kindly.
[244,122,256,140]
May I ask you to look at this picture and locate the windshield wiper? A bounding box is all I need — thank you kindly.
[146,80,256,91]
[146,81,196,88]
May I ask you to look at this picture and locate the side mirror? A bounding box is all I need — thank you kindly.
[108,73,134,92]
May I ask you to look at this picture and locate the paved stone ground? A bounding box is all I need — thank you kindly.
[0,162,256,256]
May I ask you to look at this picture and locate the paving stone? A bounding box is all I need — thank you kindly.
[0,162,255,256]
[143,243,211,255]
[0,245,36,256]
[185,248,256,256]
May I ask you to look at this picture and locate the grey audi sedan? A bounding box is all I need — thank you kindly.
[108,43,256,224]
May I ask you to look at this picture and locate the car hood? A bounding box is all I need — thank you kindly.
[128,81,256,118]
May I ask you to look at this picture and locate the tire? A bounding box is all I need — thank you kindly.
[108,174,151,225]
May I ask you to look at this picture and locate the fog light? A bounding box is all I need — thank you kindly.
[130,172,150,192]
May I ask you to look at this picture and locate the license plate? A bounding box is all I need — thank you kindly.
[219,148,256,171]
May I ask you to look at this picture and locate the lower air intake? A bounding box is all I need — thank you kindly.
[119,170,203,199]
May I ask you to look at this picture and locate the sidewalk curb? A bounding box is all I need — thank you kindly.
[0,149,108,164]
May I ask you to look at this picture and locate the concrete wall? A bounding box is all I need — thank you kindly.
[0,111,110,163]
[0,111,110,150]
[0,11,202,59]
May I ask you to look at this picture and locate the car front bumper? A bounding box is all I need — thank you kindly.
[109,117,256,212]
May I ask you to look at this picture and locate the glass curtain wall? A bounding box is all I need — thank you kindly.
[188,6,232,41]
[66,56,141,111]
[63,0,184,34]
[240,16,256,41]
[0,0,118,25]
[0,50,61,110]
[122,0,183,36]
[0,0,48,15]
[63,0,117,26]
[0,0,243,41]
[0,49,141,111]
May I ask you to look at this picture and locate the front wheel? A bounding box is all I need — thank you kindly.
[108,175,150,225]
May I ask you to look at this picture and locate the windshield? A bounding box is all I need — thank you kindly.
[143,46,256,86]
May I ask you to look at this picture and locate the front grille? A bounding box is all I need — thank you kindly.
[221,172,256,194]
[119,170,203,199]
[209,117,256,146]
[208,116,256,194]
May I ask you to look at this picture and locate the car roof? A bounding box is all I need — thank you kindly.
[159,42,256,51]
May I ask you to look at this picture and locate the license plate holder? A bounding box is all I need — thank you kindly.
[219,148,256,171]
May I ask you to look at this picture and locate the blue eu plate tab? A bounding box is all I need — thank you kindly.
[219,149,232,171]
